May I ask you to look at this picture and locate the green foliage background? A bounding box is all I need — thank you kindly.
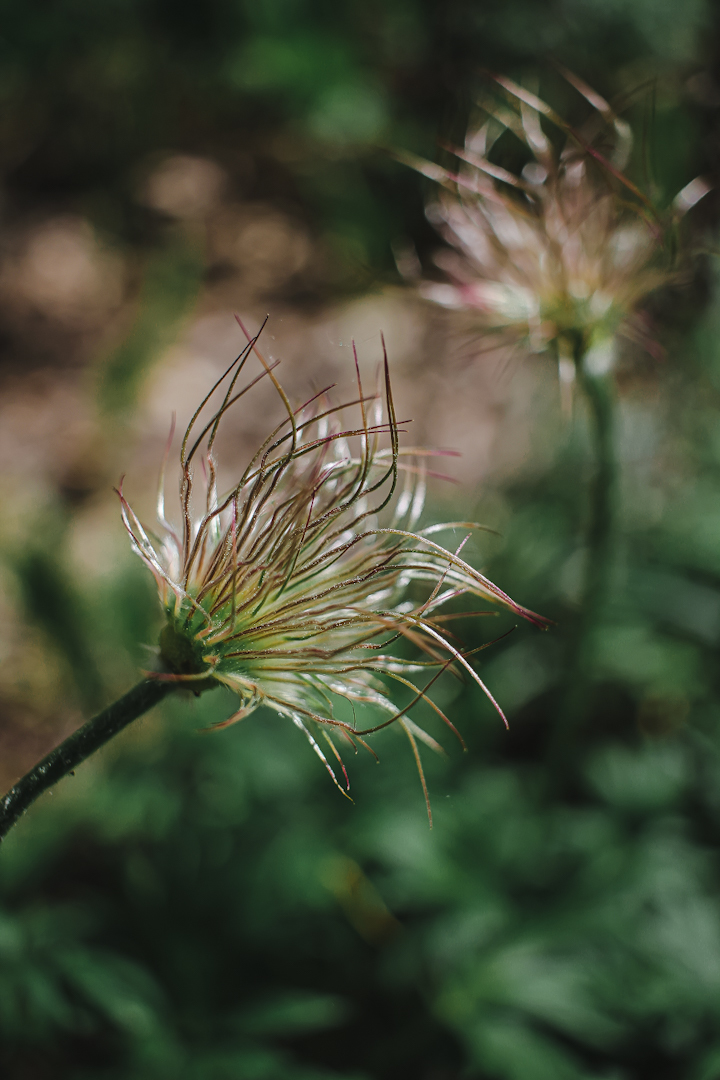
[2,1,720,1078]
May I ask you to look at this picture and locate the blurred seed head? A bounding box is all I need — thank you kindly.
[119,319,547,819]
[406,72,708,376]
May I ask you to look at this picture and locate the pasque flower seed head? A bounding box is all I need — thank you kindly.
[119,318,547,820]
[404,70,709,382]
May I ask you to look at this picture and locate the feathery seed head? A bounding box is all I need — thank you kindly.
[119,318,548,819]
[407,71,708,377]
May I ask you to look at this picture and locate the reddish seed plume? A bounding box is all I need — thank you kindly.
[119,320,548,820]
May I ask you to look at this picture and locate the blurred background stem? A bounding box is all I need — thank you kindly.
[0,679,177,843]
[552,337,617,764]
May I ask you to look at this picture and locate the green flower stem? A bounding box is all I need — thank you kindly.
[553,342,617,760]
[576,362,616,639]
[0,679,178,843]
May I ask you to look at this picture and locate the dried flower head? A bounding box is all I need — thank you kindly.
[118,318,547,820]
[404,70,708,384]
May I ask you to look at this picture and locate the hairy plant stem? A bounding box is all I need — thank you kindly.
[0,679,178,843]
[552,338,617,763]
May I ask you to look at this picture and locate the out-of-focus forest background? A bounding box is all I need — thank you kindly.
[2,2,720,1077]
